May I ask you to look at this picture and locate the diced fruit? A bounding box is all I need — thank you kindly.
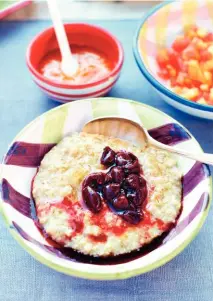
[204,33,213,42]
[197,98,207,104]
[200,50,212,61]
[203,59,213,71]
[180,87,199,100]
[156,49,169,68]
[188,60,205,83]
[182,46,200,60]
[207,45,213,55]
[202,91,210,101]
[204,71,213,86]
[157,25,213,106]
[167,49,180,70]
[157,69,170,80]
[172,36,190,52]
[197,28,208,39]
[200,84,209,91]
[166,65,177,77]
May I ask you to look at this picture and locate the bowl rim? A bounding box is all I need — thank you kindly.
[26,23,124,90]
[0,97,212,280]
[133,0,213,113]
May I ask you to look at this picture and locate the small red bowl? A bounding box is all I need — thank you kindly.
[26,23,124,102]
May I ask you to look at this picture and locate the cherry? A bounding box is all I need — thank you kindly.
[82,172,105,189]
[82,186,102,213]
[112,195,129,210]
[109,166,125,183]
[101,146,115,166]
[125,174,141,190]
[125,160,140,174]
[137,187,148,205]
[126,190,137,203]
[103,183,120,201]
[122,211,142,225]
[115,151,132,166]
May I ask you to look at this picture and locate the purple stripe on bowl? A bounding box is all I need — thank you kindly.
[183,162,210,197]
[1,179,32,218]
[5,142,56,167]
[148,123,191,145]
[12,222,71,260]
[164,192,209,243]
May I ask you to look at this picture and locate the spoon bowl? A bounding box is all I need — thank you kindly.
[83,116,213,165]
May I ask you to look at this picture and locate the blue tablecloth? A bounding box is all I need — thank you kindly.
[0,20,213,301]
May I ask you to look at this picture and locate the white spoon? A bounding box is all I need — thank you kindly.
[46,0,78,77]
[82,116,213,165]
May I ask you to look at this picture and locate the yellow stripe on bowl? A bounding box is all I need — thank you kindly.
[155,4,170,48]
[182,0,198,28]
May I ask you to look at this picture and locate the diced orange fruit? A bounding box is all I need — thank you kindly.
[204,71,213,86]
[203,59,213,71]
[188,60,205,83]
[197,28,208,39]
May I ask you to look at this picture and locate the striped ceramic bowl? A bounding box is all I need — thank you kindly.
[0,98,211,280]
[134,0,213,119]
[26,23,124,102]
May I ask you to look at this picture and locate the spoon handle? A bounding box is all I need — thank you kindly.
[46,0,72,58]
[150,138,213,165]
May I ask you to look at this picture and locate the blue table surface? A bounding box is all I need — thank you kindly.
[0,20,213,301]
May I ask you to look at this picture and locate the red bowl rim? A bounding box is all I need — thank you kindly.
[26,23,124,90]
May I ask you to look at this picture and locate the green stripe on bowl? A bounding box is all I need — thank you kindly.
[91,98,119,118]
[42,105,69,143]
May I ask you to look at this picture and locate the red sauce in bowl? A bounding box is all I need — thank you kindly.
[38,45,114,85]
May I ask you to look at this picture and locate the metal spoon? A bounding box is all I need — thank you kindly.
[47,0,78,77]
[82,116,213,165]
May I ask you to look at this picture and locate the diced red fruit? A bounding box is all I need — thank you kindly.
[203,33,213,42]
[82,172,105,189]
[122,210,142,225]
[103,183,120,201]
[158,69,170,80]
[82,186,102,213]
[200,50,212,61]
[182,46,200,60]
[156,49,169,68]
[112,195,129,210]
[167,49,180,70]
[100,146,115,166]
[172,36,190,52]
[203,91,210,101]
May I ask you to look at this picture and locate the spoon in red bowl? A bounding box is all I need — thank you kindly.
[46,0,78,77]
[82,116,213,165]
